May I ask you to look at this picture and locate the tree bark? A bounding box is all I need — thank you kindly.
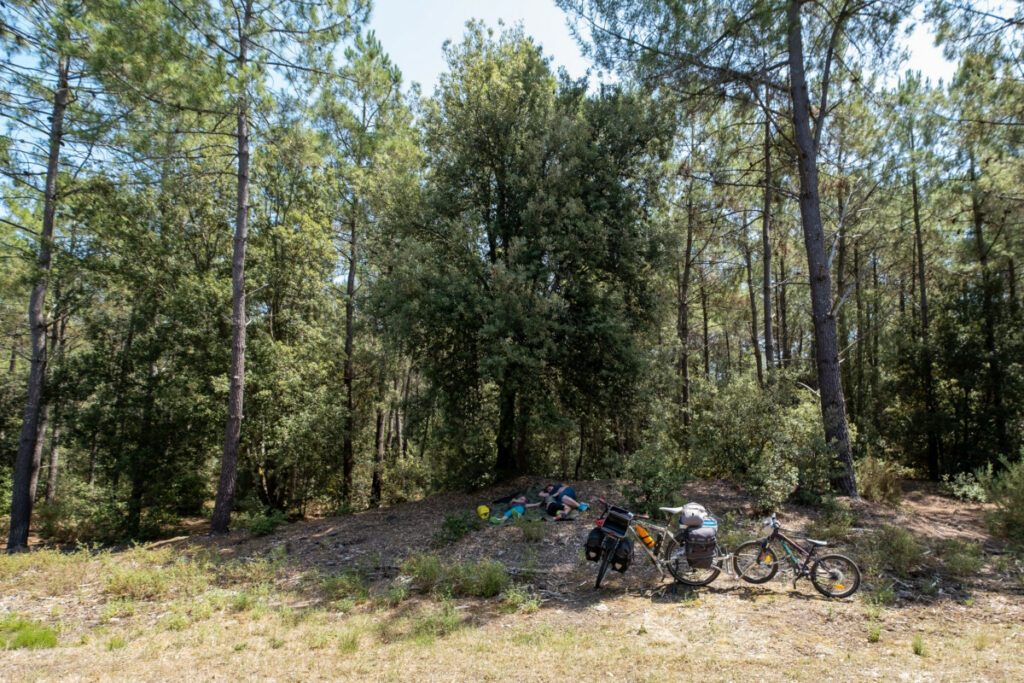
[341,201,358,501]
[676,198,695,425]
[909,136,938,479]
[370,407,385,507]
[700,278,710,378]
[7,55,69,552]
[761,108,775,374]
[786,0,857,496]
[211,3,252,534]
[743,239,764,388]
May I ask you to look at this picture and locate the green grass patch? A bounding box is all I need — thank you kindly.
[433,511,483,546]
[0,613,58,650]
[322,570,370,603]
[500,584,541,614]
[940,539,986,577]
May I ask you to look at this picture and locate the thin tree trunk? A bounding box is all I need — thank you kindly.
[970,156,1009,457]
[44,408,61,506]
[761,109,775,374]
[341,203,358,500]
[787,0,857,496]
[779,249,790,366]
[370,407,385,507]
[211,4,252,535]
[574,421,585,479]
[30,404,49,503]
[911,147,937,477]
[676,200,694,425]
[700,278,710,379]
[7,54,69,552]
[743,240,764,388]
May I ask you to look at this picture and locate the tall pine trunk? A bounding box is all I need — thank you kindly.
[676,197,695,425]
[761,110,775,374]
[786,0,857,496]
[7,55,69,552]
[341,204,358,501]
[211,4,252,534]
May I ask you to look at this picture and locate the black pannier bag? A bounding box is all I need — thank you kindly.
[611,537,634,572]
[683,525,717,569]
[584,527,603,562]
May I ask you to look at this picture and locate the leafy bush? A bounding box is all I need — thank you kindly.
[940,539,986,577]
[860,525,924,578]
[247,509,288,537]
[34,479,128,543]
[807,496,855,541]
[983,454,1024,545]
[855,456,907,505]
[432,510,482,546]
[688,374,832,511]
[942,469,988,503]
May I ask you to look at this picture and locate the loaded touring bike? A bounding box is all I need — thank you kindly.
[732,513,861,598]
[585,499,729,589]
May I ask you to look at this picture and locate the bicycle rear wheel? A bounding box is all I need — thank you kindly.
[733,540,781,584]
[810,554,861,598]
[662,535,720,586]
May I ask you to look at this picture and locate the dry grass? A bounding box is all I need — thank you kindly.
[2,480,1024,680]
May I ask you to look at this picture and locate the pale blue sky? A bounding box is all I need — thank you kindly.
[367,1,957,94]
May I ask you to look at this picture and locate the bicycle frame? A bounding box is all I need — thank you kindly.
[603,508,734,579]
[756,523,824,584]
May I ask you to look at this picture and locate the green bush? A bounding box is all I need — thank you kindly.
[983,455,1024,545]
[940,539,986,577]
[807,496,855,541]
[247,509,288,537]
[0,613,58,650]
[855,457,907,506]
[688,374,832,511]
[942,469,989,503]
[432,511,482,546]
[34,479,128,543]
[863,525,924,578]
[519,520,546,542]
[321,571,370,603]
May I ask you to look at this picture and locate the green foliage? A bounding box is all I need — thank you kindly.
[433,510,483,546]
[0,613,58,650]
[400,553,509,598]
[942,468,989,503]
[247,510,289,537]
[983,454,1024,545]
[806,497,855,541]
[322,571,370,604]
[939,539,986,577]
[860,526,924,578]
[855,457,908,506]
[501,584,541,614]
[688,375,831,511]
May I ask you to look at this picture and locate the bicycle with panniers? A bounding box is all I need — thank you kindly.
[584,499,729,589]
[732,512,861,598]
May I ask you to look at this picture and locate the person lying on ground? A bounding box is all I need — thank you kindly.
[541,483,589,520]
[490,496,542,524]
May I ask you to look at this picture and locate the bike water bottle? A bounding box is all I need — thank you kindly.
[636,525,655,549]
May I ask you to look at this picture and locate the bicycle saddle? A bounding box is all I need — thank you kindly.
[658,506,686,515]
[806,538,828,546]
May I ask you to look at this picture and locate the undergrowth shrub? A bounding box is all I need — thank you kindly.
[807,497,855,541]
[940,539,986,577]
[401,553,509,597]
[247,509,288,537]
[688,374,833,512]
[519,520,545,542]
[858,525,924,578]
[321,571,370,603]
[855,456,907,505]
[501,584,541,613]
[982,454,1024,545]
[33,479,127,543]
[942,468,989,503]
[433,511,482,546]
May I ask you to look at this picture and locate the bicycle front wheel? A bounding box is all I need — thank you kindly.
[595,539,615,589]
[733,540,781,584]
[662,535,721,587]
[810,554,861,598]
